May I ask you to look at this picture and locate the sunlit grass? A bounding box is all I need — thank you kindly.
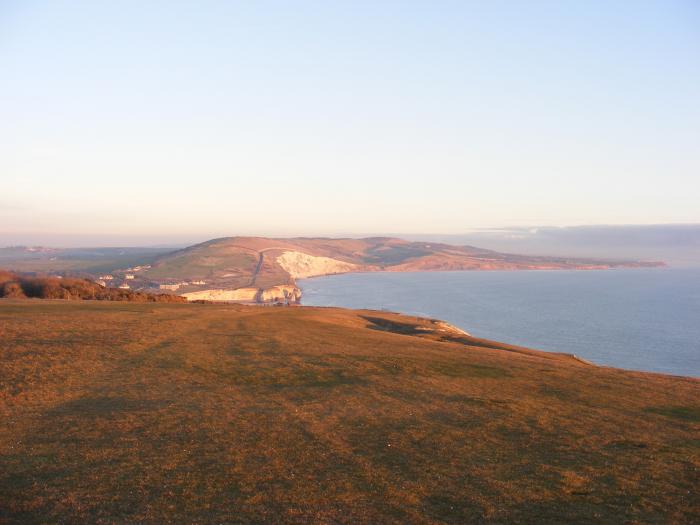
[1,300,698,523]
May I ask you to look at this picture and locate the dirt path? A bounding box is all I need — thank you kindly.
[250,252,265,287]
[249,247,292,287]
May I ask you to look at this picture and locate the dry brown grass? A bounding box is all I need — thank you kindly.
[0,300,698,523]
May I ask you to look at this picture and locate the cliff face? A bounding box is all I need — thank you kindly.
[182,288,259,302]
[276,251,360,279]
[182,285,301,304]
[258,284,301,303]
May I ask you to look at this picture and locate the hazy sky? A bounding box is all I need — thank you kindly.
[2,1,699,243]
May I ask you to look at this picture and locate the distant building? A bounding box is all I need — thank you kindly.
[99,275,114,280]
[125,274,135,280]
[190,280,206,285]
[118,283,130,289]
[159,283,181,291]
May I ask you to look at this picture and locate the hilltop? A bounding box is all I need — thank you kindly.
[136,237,664,303]
[0,238,665,303]
[1,300,697,522]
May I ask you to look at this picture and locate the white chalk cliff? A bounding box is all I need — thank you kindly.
[276,251,359,279]
[182,288,259,302]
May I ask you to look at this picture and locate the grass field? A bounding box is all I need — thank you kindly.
[1,301,698,523]
[0,247,173,275]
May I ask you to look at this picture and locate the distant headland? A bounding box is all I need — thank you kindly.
[1,237,665,304]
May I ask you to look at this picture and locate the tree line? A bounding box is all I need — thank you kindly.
[0,271,187,303]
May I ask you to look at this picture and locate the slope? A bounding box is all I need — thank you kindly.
[139,236,664,302]
[1,300,697,523]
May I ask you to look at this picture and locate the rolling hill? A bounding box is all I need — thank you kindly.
[0,246,173,274]
[0,237,665,303]
[1,300,698,522]
[138,237,664,302]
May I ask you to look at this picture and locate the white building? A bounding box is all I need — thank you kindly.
[118,283,130,289]
[125,274,135,280]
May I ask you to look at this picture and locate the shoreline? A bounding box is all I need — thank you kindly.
[297,267,700,378]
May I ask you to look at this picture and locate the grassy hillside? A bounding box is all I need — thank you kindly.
[1,301,698,523]
[1,238,665,303]
[136,237,666,301]
[0,246,173,274]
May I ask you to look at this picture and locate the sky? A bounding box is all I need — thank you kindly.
[1,1,699,245]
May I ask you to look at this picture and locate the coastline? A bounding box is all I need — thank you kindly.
[297,267,700,378]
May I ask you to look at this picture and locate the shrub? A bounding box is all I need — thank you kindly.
[0,270,187,303]
[1,281,26,298]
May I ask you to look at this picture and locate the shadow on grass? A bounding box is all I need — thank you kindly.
[428,362,510,379]
[46,396,165,418]
[361,315,426,335]
[645,406,700,422]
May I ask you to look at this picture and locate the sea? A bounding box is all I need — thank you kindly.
[299,268,700,378]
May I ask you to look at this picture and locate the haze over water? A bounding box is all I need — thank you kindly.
[300,268,700,377]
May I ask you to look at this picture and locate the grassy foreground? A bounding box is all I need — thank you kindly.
[1,301,698,523]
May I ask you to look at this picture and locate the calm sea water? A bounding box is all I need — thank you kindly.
[299,268,700,377]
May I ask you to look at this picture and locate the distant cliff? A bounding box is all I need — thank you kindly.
[130,236,664,304]
[0,237,665,304]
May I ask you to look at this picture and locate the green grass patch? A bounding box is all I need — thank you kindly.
[429,362,510,379]
[645,406,700,422]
